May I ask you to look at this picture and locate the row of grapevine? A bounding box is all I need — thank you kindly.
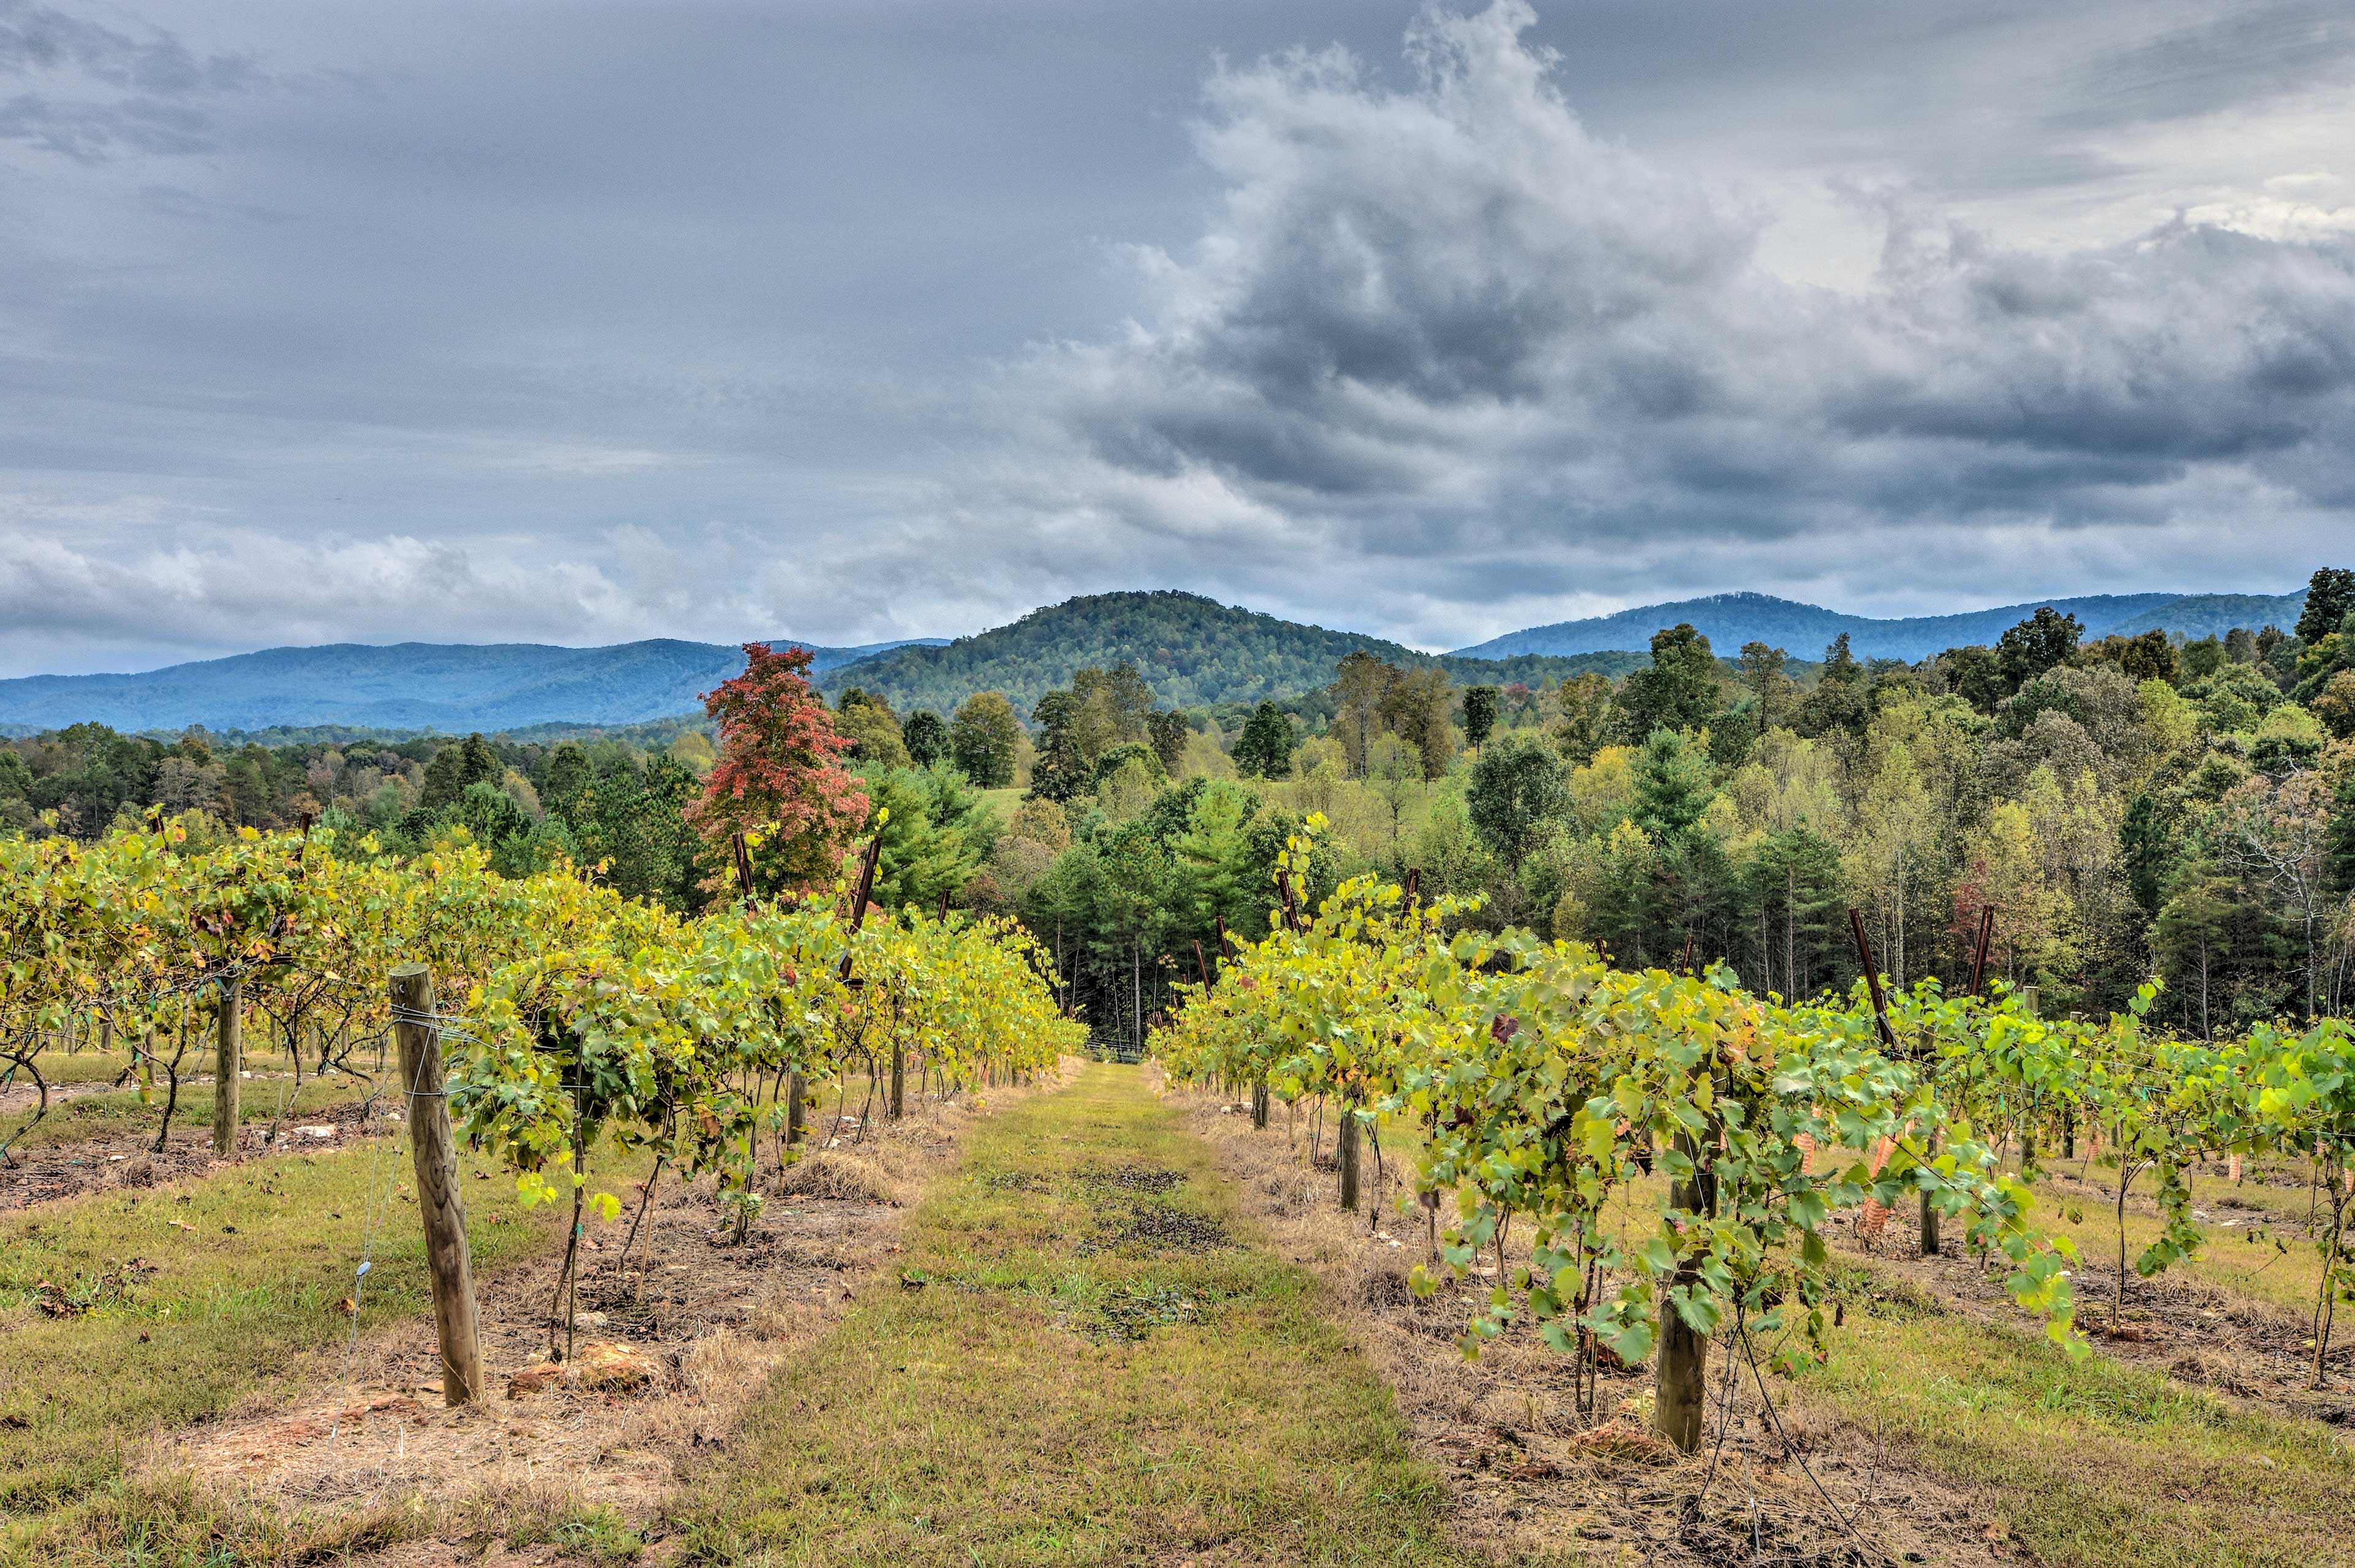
[2,815,1085,1386]
[1154,818,2355,1450]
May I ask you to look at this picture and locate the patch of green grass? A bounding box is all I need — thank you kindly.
[4,1474,434,1568]
[666,1064,1495,1567]
[0,1133,647,1561]
[1796,1296,2355,1567]
[2029,1161,2332,1323]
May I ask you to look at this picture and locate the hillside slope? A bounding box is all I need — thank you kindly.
[1452,589,2305,662]
[813,591,1640,716]
[0,637,938,733]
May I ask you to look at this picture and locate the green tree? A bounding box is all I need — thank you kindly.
[1027,690,1091,803]
[1381,664,1455,781]
[421,733,501,811]
[1620,624,1720,742]
[1467,733,1565,871]
[1997,606,2083,691]
[902,709,950,768]
[1739,827,1845,998]
[1553,673,1617,765]
[540,741,592,816]
[1168,779,1268,939]
[949,692,1021,787]
[833,698,912,770]
[1410,792,1492,900]
[1632,729,1714,841]
[1146,709,1191,776]
[2151,855,2242,1038]
[1092,741,1166,792]
[2116,629,2178,685]
[2295,566,2355,646]
[574,755,708,911]
[2121,792,2170,916]
[1797,635,1868,738]
[1232,702,1295,780]
[1331,651,1393,778]
[1070,663,1154,761]
[2327,771,2355,897]
[1736,643,1789,736]
[1462,686,1499,752]
[864,766,983,912]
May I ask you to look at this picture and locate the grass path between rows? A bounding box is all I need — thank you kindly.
[670,1063,1487,1567]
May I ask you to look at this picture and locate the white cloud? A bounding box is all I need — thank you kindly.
[950,1,2355,644]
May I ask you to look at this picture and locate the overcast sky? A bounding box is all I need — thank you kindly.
[3,0,2351,675]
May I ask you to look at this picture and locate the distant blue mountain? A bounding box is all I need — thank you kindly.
[1450,590,2308,662]
[0,637,942,734]
[0,584,2315,738]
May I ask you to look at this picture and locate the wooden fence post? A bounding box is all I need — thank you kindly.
[1848,911,1937,1254]
[212,977,242,1156]
[1337,1107,1361,1212]
[390,963,485,1406]
[1653,1128,1716,1452]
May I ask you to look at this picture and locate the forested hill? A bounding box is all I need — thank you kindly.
[810,591,1642,716]
[0,637,939,734]
[1452,589,2308,662]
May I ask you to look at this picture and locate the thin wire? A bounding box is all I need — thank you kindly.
[320,1012,435,1471]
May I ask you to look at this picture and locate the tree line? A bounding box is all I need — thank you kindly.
[8,568,2354,1041]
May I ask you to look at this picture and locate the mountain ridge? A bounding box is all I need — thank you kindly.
[0,584,2316,737]
[0,637,940,735]
[1448,589,2308,662]
[810,591,1639,717]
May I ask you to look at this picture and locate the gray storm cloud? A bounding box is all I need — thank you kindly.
[977,2,2355,641]
[1,0,2352,673]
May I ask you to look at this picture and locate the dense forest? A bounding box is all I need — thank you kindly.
[7,568,2354,1044]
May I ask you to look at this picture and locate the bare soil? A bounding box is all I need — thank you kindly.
[0,1090,378,1211]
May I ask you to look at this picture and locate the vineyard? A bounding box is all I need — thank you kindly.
[1158,824,2355,1418]
[5,814,2355,1564]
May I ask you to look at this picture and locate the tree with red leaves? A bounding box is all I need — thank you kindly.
[686,643,869,895]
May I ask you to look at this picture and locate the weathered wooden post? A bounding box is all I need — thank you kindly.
[1337,1106,1361,1211]
[1653,1128,1716,1453]
[212,977,242,1155]
[1849,909,1936,1255]
[390,963,485,1405]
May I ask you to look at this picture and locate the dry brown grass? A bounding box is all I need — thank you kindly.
[128,1057,1082,1563]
